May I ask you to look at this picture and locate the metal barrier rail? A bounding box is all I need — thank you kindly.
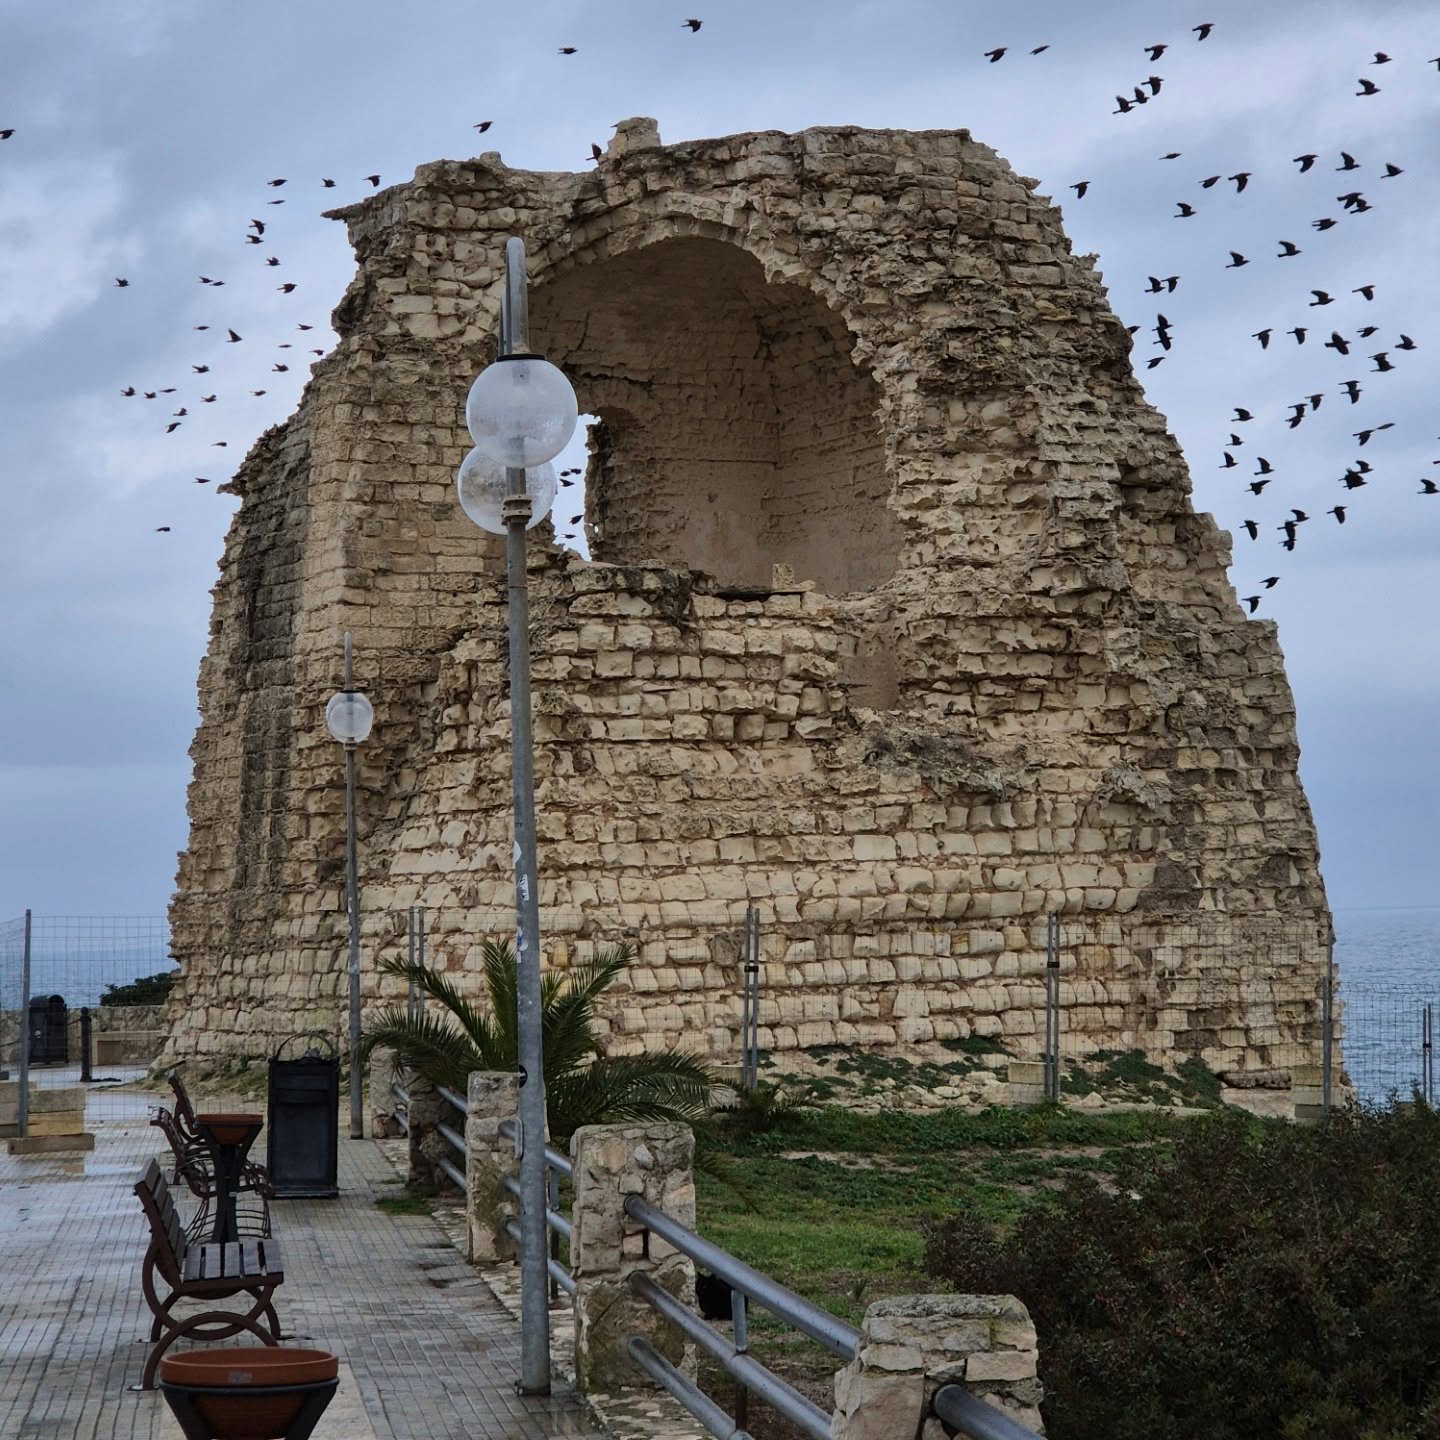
[390,1080,410,1135]
[626,1337,753,1440]
[504,1219,576,1295]
[629,1273,831,1439]
[498,1118,573,1177]
[435,1086,467,1191]
[932,1383,1042,1439]
[623,1193,861,1360]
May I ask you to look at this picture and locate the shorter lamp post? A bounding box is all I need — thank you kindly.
[325,631,374,1140]
[455,236,578,1395]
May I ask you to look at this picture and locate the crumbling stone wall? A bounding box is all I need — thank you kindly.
[166,119,1332,1081]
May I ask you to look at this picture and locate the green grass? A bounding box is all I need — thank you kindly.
[697,1102,1191,1331]
[375,1193,435,1217]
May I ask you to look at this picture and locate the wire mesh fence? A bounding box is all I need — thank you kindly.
[0,912,178,1130]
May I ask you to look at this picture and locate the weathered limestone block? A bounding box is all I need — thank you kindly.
[465,1070,519,1263]
[570,1122,695,1394]
[831,1294,1045,1439]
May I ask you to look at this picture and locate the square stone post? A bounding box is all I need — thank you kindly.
[368,1046,405,1137]
[570,1122,696,1395]
[465,1071,520,1263]
[831,1294,1044,1439]
[404,1069,448,1189]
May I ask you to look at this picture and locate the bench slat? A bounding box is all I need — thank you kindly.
[258,1237,283,1276]
[224,1242,242,1278]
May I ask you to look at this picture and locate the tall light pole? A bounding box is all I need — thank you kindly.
[456,236,577,1395]
[325,631,374,1141]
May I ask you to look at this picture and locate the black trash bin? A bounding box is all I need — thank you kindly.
[267,1033,339,1198]
[28,995,68,1065]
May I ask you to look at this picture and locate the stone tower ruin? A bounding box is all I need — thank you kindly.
[167,119,1332,1084]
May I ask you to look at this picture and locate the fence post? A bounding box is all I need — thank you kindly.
[79,1007,93,1084]
[1425,1004,1434,1108]
[1321,955,1333,1116]
[741,905,760,1090]
[1043,914,1060,1101]
[831,1295,1045,1439]
[464,1071,521,1263]
[570,1122,696,1394]
[17,910,31,1139]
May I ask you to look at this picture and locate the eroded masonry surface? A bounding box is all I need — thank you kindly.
[169,118,1332,1082]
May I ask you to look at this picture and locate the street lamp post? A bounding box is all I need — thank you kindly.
[456,236,578,1395]
[325,631,374,1141]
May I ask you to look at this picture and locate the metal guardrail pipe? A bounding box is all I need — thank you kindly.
[437,1085,468,1116]
[436,1153,466,1192]
[625,1338,754,1440]
[499,1119,574,1178]
[501,1174,571,1242]
[629,1273,832,1440]
[623,1195,861,1361]
[932,1384,1044,1440]
[390,1081,409,1107]
[504,1220,575,1294]
[438,1120,466,1158]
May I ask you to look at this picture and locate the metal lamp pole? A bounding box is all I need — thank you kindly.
[325,632,373,1141]
[499,240,552,1396]
[455,236,577,1396]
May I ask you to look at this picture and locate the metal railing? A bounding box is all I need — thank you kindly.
[622,1192,1042,1440]
[381,1079,1038,1438]
[621,1190,852,1440]
[434,1084,467,1191]
[933,1384,1042,1439]
[499,1118,574,1297]
[390,1080,410,1135]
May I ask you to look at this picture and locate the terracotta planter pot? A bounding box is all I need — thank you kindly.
[196,1113,263,1147]
[158,1348,339,1439]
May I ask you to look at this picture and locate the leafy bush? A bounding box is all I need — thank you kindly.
[924,1101,1440,1440]
[100,970,176,1006]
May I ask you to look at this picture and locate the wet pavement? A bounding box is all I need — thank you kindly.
[0,1110,607,1439]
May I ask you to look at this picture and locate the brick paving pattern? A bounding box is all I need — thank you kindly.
[0,1114,607,1439]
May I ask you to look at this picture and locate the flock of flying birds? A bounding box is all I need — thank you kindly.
[986,25,1438,610]
[4,14,1435,602]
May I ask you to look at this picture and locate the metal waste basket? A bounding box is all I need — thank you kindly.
[266,1033,339,1198]
[28,995,68,1065]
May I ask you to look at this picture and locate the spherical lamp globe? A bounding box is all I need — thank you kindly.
[325,689,374,745]
[464,355,578,469]
[455,448,557,535]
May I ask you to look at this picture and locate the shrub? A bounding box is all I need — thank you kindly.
[924,1101,1440,1440]
[100,970,176,1006]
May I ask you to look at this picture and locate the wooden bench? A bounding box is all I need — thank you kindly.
[150,1105,274,1240]
[133,1158,286,1390]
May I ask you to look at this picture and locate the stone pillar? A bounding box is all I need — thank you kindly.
[465,1071,520,1263]
[570,1123,696,1395]
[368,1046,405,1138]
[405,1070,448,1188]
[831,1294,1044,1439]
[1291,1063,1325,1121]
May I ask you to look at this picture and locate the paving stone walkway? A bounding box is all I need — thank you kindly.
[0,1116,608,1439]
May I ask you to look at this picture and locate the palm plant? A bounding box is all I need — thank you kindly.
[359,939,718,1141]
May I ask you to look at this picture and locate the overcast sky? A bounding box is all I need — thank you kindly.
[1,0,1435,923]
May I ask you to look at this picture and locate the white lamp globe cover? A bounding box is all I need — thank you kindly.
[325,689,374,744]
[456,448,558,534]
[465,355,578,468]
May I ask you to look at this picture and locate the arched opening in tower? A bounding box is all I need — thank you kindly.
[529,236,900,593]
